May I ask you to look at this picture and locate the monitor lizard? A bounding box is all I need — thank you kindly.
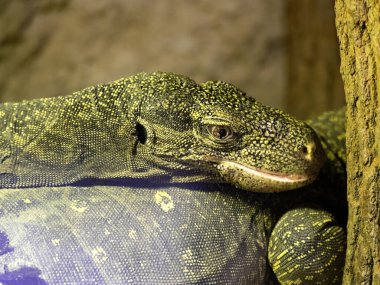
[0,72,346,284]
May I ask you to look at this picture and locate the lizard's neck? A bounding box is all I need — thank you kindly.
[0,83,210,188]
[307,108,346,185]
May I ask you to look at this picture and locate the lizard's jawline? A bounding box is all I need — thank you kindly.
[217,160,310,183]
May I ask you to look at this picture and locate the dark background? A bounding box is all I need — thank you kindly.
[0,0,345,119]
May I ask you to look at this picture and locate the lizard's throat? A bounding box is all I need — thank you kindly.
[214,160,316,192]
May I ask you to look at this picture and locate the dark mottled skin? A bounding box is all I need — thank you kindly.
[0,72,346,284]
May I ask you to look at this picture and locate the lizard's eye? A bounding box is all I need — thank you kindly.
[196,118,241,149]
[207,125,234,142]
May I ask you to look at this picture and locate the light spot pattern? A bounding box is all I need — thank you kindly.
[268,208,346,284]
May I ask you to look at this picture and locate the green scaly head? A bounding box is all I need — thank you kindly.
[0,72,325,192]
[132,72,325,192]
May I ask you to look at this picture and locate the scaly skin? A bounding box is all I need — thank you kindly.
[0,73,346,284]
[0,72,324,192]
[268,109,347,284]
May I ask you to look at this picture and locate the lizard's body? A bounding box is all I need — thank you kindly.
[0,72,346,284]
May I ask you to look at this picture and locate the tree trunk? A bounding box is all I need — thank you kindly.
[335,0,380,284]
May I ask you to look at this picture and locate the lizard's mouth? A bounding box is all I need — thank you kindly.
[214,160,316,192]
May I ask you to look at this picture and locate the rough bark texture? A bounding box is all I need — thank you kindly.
[335,0,380,284]
[286,0,345,119]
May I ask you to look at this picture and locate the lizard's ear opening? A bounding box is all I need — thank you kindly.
[135,123,147,144]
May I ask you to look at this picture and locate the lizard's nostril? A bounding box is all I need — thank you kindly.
[300,146,308,155]
[300,143,314,161]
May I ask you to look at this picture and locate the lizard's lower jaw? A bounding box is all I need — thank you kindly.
[215,161,316,192]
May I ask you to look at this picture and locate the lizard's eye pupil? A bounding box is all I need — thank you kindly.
[217,128,227,138]
[209,125,233,140]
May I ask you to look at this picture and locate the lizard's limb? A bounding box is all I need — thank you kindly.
[268,207,346,284]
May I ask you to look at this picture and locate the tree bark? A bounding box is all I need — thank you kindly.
[335,0,380,284]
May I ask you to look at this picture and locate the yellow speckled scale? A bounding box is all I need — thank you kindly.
[268,208,346,284]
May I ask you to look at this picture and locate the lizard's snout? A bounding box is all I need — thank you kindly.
[297,127,326,173]
[299,142,316,161]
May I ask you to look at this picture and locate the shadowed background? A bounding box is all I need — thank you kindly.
[0,0,344,119]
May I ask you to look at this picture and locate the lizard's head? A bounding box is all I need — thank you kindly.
[190,81,326,192]
[134,72,326,192]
